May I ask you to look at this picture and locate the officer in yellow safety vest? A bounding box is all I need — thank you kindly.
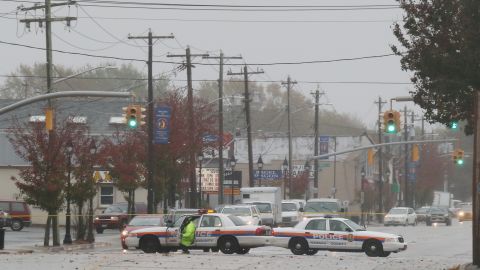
[180,217,196,254]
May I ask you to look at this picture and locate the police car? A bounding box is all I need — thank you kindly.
[124,213,271,254]
[271,216,406,257]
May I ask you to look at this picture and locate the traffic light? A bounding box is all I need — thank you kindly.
[383,110,396,133]
[450,120,459,130]
[452,149,465,165]
[123,105,139,128]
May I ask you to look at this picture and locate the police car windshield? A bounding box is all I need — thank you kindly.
[343,219,365,231]
[129,216,163,226]
[304,202,337,213]
[228,215,247,226]
[388,208,408,215]
[252,203,272,213]
[222,207,251,216]
[282,203,297,212]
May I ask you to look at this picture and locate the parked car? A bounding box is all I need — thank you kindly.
[121,215,164,249]
[0,210,11,228]
[426,207,452,226]
[220,205,262,225]
[0,200,31,231]
[458,203,473,222]
[281,200,304,227]
[94,202,147,234]
[384,207,417,226]
[415,206,431,222]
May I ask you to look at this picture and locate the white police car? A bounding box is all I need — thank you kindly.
[271,216,406,257]
[124,213,271,254]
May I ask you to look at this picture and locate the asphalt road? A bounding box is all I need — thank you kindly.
[0,220,472,270]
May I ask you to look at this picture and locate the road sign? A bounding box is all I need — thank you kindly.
[319,136,329,160]
[154,106,171,144]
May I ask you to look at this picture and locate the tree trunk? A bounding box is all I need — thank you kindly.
[76,202,85,241]
[52,212,60,246]
[44,214,51,246]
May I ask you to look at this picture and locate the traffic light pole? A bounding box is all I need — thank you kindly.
[473,90,480,265]
[375,97,386,221]
[404,106,409,207]
[128,31,174,214]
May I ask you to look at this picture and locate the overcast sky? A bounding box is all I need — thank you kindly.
[1,0,430,130]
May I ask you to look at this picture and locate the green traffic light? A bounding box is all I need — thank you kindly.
[457,159,464,165]
[128,118,138,128]
[451,121,458,129]
[387,124,396,133]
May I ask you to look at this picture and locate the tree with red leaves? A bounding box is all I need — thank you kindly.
[415,145,449,206]
[8,118,88,246]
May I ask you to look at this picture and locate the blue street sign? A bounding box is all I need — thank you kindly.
[319,136,329,159]
[154,106,171,144]
[253,170,283,180]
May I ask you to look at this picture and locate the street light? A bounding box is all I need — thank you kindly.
[63,140,73,245]
[198,153,204,207]
[304,160,311,200]
[53,65,117,85]
[86,138,97,243]
[282,157,288,199]
[230,156,236,204]
[257,155,264,187]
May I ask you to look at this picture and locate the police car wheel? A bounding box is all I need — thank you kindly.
[219,236,239,254]
[306,249,318,256]
[236,248,250,255]
[140,236,160,253]
[289,238,308,255]
[364,240,383,257]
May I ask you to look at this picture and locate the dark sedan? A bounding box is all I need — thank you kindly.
[415,206,431,222]
[426,207,451,226]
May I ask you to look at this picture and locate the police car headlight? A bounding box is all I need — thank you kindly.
[111,217,119,221]
[384,238,398,243]
[121,230,129,237]
[247,220,252,225]
[128,232,138,237]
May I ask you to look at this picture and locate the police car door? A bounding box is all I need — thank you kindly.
[166,216,184,247]
[327,220,351,249]
[195,215,222,247]
[304,219,328,249]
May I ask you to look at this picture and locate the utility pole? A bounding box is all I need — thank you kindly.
[227,66,263,188]
[472,91,480,265]
[374,97,386,221]
[282,76,297,199]
[410,111,416,208]
[203,52,242,205]
[404,106,409,207]
[128,30,174,214]
[19,0,76,247]
[313,87,320,198]
[168,48,208,208]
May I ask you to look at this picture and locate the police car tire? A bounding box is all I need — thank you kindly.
[306,249,318,256]
[236,248,250,255]
[289,238,308,255]
[140,236,160,254]
[219,236,239,254]
[364,240,383,257]
[379,251,391,257]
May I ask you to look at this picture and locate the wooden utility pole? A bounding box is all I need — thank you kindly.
[404,106,409,207]
[374,97,386,221]
[473,91,480,265]
[203,52,242,205]
[128,30,174,214]
[19,0,76,247]
[168,48,208,208]
[313,87,320,198]
[227,66,264,187]
[282,76,297,198]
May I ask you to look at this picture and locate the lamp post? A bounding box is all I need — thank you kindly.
[230,156,236,204]
[86,138,97,243]
[361,167,366,226]
[63,140,73,245]
[198,153,204,207]
[282,157,288,199]
[304,160,311,200]
[257,155,264,187]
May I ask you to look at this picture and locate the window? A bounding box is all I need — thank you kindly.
[329,220,350,232]
[305,219,326,231]
[0,202,9,211]
[282,203,297,212]
[200,216,222,227]
[100,186,114,205]
[228,215,247,226]
[11,202,25,212]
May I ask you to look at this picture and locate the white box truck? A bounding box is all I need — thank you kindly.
[432,191,452,208]
[240,187,282,227]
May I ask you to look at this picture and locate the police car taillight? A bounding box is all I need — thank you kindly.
[255,227,266,236]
